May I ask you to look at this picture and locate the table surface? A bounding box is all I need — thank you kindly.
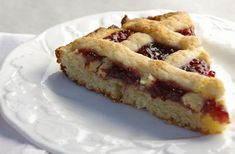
[0,0,235,153]
[0,0,235,34]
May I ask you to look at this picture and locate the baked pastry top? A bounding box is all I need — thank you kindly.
[56,11,230,134]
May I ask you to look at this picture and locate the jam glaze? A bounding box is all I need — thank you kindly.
[104,30,135,42]
[137,42,179,60]
[181,59,216,77]
[76,48,103,66]
[176,27,195,36]
[202,100,229,123]
[103,62,141,85]
[147,80,187,102]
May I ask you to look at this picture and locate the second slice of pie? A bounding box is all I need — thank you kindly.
[55,11,230,134]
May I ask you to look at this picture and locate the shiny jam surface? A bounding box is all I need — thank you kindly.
[104,30,135,42]
[202,100,229,123]
[77,48,103,66]
[148,80,187,102]
[177,27,195,36]
[181,59,216,77]
[137,42,178,60]
[104,63,141,84]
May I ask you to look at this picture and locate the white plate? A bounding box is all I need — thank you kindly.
[1,10,235,154]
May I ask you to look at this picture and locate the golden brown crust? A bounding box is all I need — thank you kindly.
[122,12,193,30]
[85,27,120,39]
[146,11,193,31]
[165,47,210,68]
[147,12,182,21]
[121,32,153,52]
[55,48,62,63]
[122,18,199,49]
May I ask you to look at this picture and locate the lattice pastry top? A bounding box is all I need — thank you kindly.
[56,11,229,125]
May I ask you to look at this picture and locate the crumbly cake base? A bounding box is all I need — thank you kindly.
[57,50,226,134]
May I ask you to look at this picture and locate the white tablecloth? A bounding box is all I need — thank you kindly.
[0,33,47,154]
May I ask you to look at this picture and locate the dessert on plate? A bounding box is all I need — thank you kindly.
[55,11,229,134]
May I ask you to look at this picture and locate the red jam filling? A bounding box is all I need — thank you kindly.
[104,30,135,42]
[202,100,229,123]
[181,59,216,77]
[104,62,140,85]
[148,80,187,102]
[76,48,103,66]
[176,27,195,36]
[76,49,228,123]
[137,42,178,60]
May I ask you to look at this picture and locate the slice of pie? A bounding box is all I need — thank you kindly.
[55,11,230,134]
